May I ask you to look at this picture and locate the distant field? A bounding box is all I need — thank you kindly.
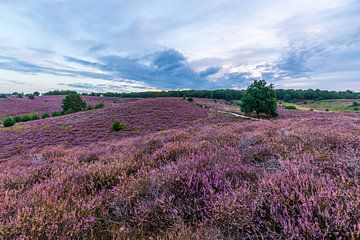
[280,99,360,113]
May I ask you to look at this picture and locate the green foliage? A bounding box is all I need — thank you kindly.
[240,80,278,118]
[3,117,16,127]
[284,105,298,110]
[31,114,40,120]
[86,105,95,110]
[95,103,105,109]
[325,109,330,112]
[187,97,193,102]
[21,115,32,122]
[52,112,63,117]
[352,102,360,107]
[13,116,22,122]
[33,91,40,96]
[27,94,35,100]
[42,113,50,119]
[44,90,77,96]
[225,92,233,101]
[62,94,87,113]
[112,121,126,132]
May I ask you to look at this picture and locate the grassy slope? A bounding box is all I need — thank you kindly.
[281,99,360,113]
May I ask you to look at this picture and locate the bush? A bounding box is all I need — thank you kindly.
[52,112,63,117]
[21,115,32,122]
[187,97,193,102]
[42,113,50,119]
[182,95,186,100]
[354,108,359,111]
[86,105,95,111]
[3,117,15,127]
[352,102,360,107]
[325,109,330,112]
[31,114,40,120]
[13,116,22,122]
[112,121,126,132]
[284,105,298,110]
[27,94,35,100]
[95,103,105,109]
[62,94,87,112]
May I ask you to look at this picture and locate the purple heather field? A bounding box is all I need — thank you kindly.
[0,96,359,239]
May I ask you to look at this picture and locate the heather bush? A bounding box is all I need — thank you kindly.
[3,117,15,127]
[112,121,126,131]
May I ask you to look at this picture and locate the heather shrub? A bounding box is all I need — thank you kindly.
[3,117,16,127]
[42,112,50,119]
[187,97,193,102]
[112,121,126,131]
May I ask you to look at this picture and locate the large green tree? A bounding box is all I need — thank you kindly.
[240,80,278,118]
[62,94,87,113]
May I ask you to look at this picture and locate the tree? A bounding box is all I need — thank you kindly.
[62,94,87,113]
[240,80,278,118]
[33,91,40,96]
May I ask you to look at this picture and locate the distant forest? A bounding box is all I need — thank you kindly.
[2,88,359,102]
[87,89,360,102]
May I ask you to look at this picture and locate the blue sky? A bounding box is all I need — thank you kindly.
[0,0,359,92]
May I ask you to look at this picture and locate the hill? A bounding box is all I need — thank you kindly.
[0,97,359,239]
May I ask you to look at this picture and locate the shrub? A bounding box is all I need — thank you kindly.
[304,101,308,104]
[182,95,186,100]
[21,115,32,122]
[354,107,359,111]
[27,94,35,100]
[52,112,63,117]
[31,114,40,120]
[95,103,105,109]
[284,105,298,110]
[62,94,87,112]
[112,121,126,132]
[325,109,330,112]
[3,117,15,127]
[187,97,193,102]
[240,80,278,118]
[33,91,40,96]
[42,113,50,119]
[352,102,360,107]
[310,108,314,111]
[13,116,22,122]
[86,105,95,111]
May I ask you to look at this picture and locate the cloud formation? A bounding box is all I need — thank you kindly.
[0,0,359,92]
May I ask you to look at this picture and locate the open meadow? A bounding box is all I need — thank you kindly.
[0,96,359,239]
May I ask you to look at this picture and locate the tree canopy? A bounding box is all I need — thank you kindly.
[240,80,278,118]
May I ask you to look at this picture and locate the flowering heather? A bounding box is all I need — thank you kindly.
[0,98,237,159]
[0,99,359,239]
[0,95,127,118]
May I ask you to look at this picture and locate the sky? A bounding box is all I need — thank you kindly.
[0,0,359,93]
